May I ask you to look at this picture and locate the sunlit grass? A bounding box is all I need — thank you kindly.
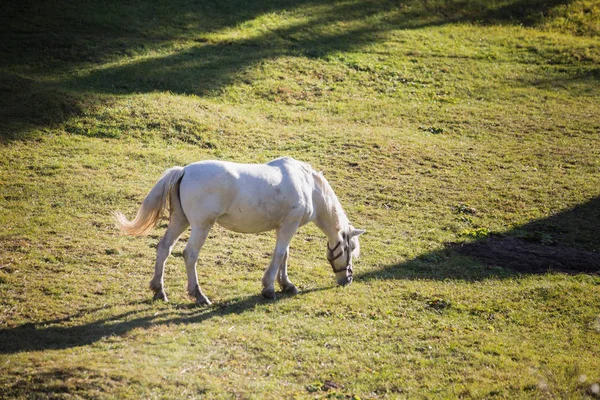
[1,0,599,398]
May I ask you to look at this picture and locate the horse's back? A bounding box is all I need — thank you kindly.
[179,158,315,233]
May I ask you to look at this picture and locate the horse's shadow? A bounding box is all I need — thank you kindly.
[0,288,328,355]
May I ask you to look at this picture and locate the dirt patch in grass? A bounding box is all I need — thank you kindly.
[453,237,600,275]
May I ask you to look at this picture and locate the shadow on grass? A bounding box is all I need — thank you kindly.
[1,196,598,355]
[1,0,578,139]
[0,365,127,398]
[1,0,573,67]
[0,287,329,355]
[361,196,600,283]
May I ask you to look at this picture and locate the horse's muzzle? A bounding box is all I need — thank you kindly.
[337,275,353,286]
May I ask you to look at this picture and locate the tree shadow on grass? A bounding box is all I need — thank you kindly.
[1,0,578,140]
[1,0,573,69]
[1,0,319,140]
[59,0,584,97]
[0,0,322,68]
[360,196,600,283]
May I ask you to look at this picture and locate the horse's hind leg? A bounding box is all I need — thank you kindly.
[150,196,189,302]
[183,222,214,306]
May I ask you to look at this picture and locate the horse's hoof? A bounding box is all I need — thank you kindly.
[262,288,276,300]
[189,285,211,306]
[153,291,169,302]
[282,284,298,295]
[195,294,212,306]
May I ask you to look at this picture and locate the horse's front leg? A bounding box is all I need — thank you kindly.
[262,222,299,300]
[277,250,298,295]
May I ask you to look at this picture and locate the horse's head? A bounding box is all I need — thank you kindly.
[327,226,365,286]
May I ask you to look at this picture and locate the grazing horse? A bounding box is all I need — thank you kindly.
[115,157,364,305]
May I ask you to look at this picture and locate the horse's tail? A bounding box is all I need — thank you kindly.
[114,166,185,236]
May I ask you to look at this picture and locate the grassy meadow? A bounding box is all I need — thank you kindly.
[1,0,600,398]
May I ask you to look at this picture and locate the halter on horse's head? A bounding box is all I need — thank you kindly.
[327,227,365,286]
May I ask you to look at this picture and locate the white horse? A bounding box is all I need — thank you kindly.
[115,157,364,305]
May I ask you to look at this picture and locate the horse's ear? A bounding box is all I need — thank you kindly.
[348,228,365,239]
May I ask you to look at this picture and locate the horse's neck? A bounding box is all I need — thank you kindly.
[314,203,341,243]
[312,176,348,243]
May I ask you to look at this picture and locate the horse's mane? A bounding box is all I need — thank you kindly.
[312,169,349,231]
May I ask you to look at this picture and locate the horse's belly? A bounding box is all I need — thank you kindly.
[216,208,283,233]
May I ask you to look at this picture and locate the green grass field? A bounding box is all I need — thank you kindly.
[1,0,599,398]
